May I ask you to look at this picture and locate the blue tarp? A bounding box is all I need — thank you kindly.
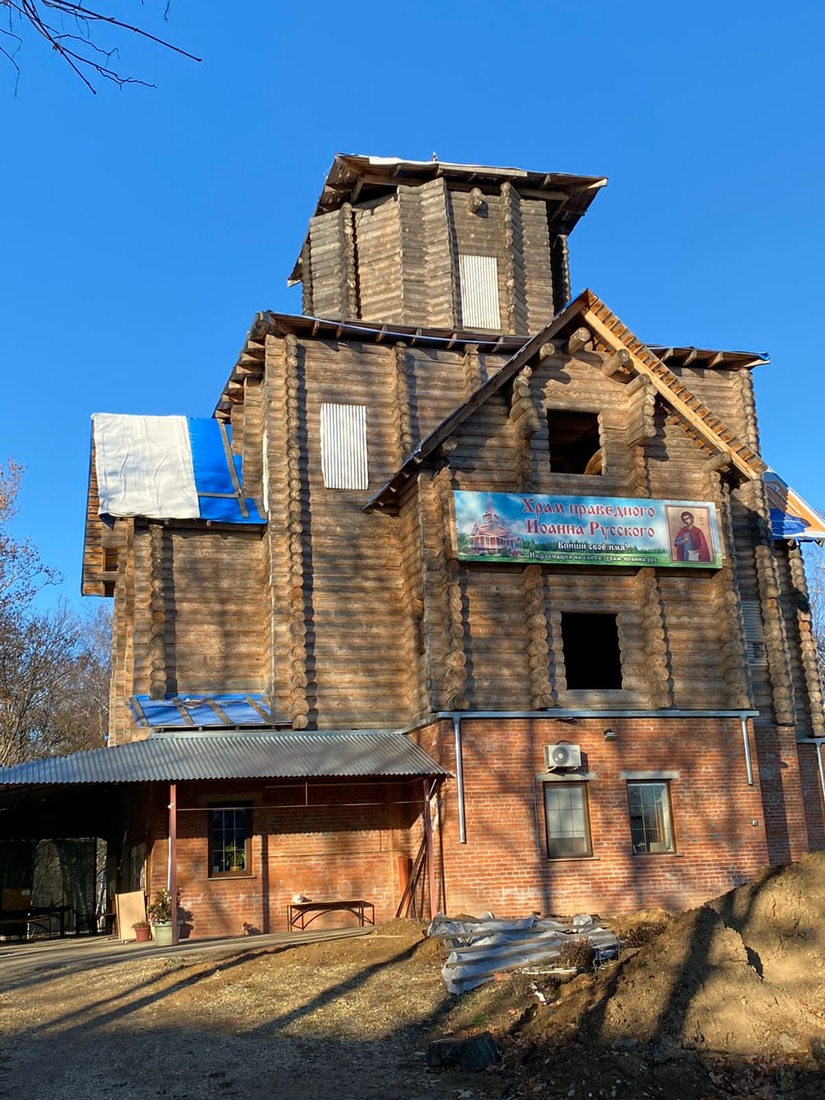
[188,418,264,524]
[130,693,272,729]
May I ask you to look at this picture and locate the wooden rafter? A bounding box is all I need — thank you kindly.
[580,298,766,481]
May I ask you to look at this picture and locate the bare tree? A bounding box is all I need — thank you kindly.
[0,459,59,618]
[1,1,200,92]
[0,602,111,765]
[805,543,825,683]
[0,460,111,765]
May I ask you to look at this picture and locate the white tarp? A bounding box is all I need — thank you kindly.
[428,912,618,994]
[93,413,199,520]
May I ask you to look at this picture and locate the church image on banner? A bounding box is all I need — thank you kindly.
[1,153,824,942]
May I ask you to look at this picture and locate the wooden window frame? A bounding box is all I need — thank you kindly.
[627,780,675,855]
[543,781,593,860]
[208,805,252,878]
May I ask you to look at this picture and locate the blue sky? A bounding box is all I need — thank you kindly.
[3,1,824,610]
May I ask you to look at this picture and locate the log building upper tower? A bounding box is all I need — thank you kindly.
[289,154,607,335]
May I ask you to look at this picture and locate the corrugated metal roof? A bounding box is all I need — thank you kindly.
[0,731,448,786]
[130,693,277,729]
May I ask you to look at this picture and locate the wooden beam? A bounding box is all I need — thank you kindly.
[582,307,764,481]
[565,327,591,355]
[601,348,631,378]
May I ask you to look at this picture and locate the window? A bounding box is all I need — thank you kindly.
[321,403,369,490]
[627,782,674,854]
[458,254,501,330]
[210,806,252,876]
[561,612,622,690]
[547,410,602,474]
[543,782,592,859]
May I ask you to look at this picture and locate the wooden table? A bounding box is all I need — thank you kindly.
[287,899,375,932]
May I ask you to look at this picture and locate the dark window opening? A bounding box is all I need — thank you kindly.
[209,806,252,877]
[561,612,622,690]
[547,410,602,474]
[544,782,592,859]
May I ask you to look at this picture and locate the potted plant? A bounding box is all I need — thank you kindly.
[147,887,174,945]
[224,842,246,872]
[133,920,152,942]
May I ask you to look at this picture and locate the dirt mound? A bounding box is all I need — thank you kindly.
[490,852,825,1097]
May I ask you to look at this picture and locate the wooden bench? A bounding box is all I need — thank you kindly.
[287,899,375,932]
[0,905,72,940]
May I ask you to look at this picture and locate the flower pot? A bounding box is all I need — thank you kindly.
[152,920,173,946]
[133,925,151,942]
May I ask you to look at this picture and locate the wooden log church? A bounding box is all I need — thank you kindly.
[2,154,825,941]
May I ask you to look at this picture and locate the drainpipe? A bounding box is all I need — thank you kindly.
[168,782,178,945]
[452,716,467,844]
[422,780,437,920]
[741,717,754,786]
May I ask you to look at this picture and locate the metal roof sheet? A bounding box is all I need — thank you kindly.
[130,693,277,729]
[0,731,448,786]
[765,470,825,542]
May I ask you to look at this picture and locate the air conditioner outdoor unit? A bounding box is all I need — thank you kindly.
[545,743,582,770]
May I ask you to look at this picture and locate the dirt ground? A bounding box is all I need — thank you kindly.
[2,852,825,1099]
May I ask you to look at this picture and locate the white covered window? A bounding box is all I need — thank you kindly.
[320,403,369,490]
[459,254,501,330]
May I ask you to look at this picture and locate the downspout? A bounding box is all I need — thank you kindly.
[741,717,754,786]
[452,715,467,843]
[422,779,438,920]
[168,782,178,945]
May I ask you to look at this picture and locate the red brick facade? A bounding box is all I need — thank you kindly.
[143,779,424,940]
[414,716,774,915]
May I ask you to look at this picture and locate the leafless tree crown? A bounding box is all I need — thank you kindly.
[2,2,200,92]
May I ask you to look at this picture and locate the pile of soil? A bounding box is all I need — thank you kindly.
[467,850,825,1097]
[1,853,824,1098]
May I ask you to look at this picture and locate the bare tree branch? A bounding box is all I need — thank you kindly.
[2,1,200,92]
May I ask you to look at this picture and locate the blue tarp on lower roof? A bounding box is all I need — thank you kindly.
[130,693,273,729]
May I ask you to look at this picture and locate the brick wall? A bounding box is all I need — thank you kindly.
[145,779,422,941]
[413,715,774,916]
[139,715,824,939]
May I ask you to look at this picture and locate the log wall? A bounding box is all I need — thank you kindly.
[302,179,558,334]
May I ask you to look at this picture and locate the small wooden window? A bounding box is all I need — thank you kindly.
[209,806,252,877]
[103,547,119,572]
[627,781,675,854]
[544,782,592,859]
[547,410,602,474]
[561,612,622,690]
[320,404,369,490]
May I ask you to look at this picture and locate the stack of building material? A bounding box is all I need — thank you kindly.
[428,912,619,994]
